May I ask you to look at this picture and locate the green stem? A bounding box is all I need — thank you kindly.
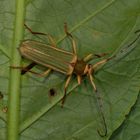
[7,0,25,140]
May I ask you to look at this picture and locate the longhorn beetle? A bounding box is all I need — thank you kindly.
[13,23,140,137]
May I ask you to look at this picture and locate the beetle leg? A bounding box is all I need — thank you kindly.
[61,75,72,107]
[24,24,56,47]
[46,35,56,48]
[64,23,77,54]
[77,75,82,85]
[11,65,51,77]
[16,62,52,75]
[32,69,51,77]
[24,24,46,36]
[88,66,97,91]
[10,65,35,73]
[83,53,108,62]
[20,24,57,74]
[11,62,37,75]
[21,62,37,75]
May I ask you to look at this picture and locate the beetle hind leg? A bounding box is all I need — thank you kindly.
[64,23,77,54]
[24,24,56,47]
[21,62,37,75]
[11,65,52,77]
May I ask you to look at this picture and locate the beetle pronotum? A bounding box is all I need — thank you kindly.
[13,23,140,137]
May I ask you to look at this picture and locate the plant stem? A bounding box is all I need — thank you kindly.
[7,0,25,140]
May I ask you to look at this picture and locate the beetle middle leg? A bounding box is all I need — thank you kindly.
[61,75,73,107]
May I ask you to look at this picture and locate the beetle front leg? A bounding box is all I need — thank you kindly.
[61,74,83,106]
[77,75,82,85]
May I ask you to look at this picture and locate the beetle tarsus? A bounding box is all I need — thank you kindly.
[21,62,37,75]
[61,89,67,107]
[24,24,46,35]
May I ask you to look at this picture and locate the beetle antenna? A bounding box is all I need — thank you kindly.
[135,29,140,35]
[97,108,107,137]
[88,67,107,137]
[126,30,140,49]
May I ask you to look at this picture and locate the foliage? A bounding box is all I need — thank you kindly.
[0,0,140,140]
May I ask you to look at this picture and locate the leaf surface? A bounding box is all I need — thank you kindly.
[0,0,140,140]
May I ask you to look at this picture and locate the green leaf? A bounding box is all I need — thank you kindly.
[110,93,140,140]
[0,0,140,140]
